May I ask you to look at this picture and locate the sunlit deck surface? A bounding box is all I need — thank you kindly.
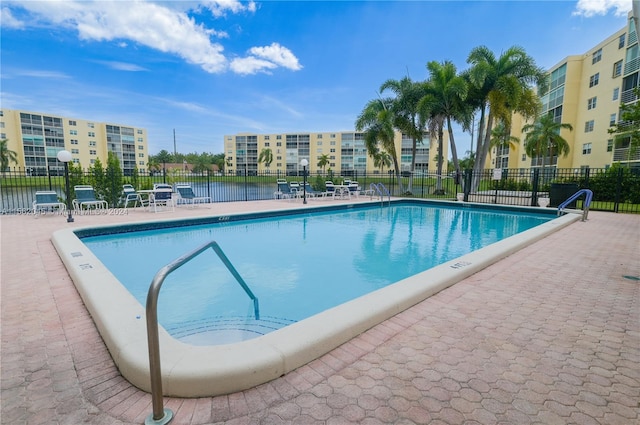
[1,199,638,425]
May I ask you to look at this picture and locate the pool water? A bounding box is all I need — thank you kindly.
[82,204,551,345]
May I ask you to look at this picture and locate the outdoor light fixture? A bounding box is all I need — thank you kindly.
[56,150,74,223]
[300,158,309,204]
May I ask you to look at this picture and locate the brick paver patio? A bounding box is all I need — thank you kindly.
[1,201,638,424]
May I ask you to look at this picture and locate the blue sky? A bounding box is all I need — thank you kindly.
[0,0,632,156]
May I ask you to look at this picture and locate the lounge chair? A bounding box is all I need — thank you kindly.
[348,182,360,198]
[32,191,66,216]
[175,184,211,208]
[121,184,144,209]
[322,181,336,199]
[73,185,108,211]
[274,181,293,200]
[150,184,174,212]
[289,181,300,198]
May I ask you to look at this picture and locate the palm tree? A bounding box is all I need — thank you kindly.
[258,148,273,170]
[380,76,427,194]
[317,154,330,175]
[464,46,546,185]
[489,120,520,165]
[355,97,405,193]
[0,139,18,171]
[522,113,573,172]
[373,151,392,174]
[420,60,471,176]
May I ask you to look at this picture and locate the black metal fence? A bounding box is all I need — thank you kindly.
[1,166,639,214]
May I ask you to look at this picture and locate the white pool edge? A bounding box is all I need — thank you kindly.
[52,207,581,397]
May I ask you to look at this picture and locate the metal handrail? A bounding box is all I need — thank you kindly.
[145,240,259,425]
[369,183,391,206]
[557,189,593,222]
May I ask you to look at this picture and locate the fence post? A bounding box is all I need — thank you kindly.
[531,168,540,207]
[206,169,211,201]
[463,169,471,202]
[614,167,623,213]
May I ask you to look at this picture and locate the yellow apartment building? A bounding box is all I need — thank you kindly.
[224,131,447,177]
[1,108,148,176]
[496,11,640,171]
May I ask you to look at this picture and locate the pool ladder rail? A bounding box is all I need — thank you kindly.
[144,240,259,425]
[368,183,391,206]
[557,189,593,222]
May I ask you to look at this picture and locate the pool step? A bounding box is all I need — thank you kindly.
[165,316,297,345]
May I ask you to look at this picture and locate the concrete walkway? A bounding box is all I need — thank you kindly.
[1,201,638,425]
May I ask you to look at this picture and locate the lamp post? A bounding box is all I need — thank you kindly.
[300,159,308,204]
[56,150,74,223]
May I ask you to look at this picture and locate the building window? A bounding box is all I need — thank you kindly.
[276,142,282,147]
[276,135,282,140]
[70,139,78,145]
[613,87,620,100]
[138,145,143,150]
[138,153,144,158]
[89,141,96,146]
[69,120,77,126]
[89,150,97,155]
[587,97,597,110]
[330,148,336,153]
[521,154,527,161]
[330,134,336,138]
[70,130,78,135]
[137,129,143,134]
[317,134,323,139]
[330,141,336,146]
[73,158,80,164]
[88,122,94,128]
[582,143,592,155]
[90,159,95,164]
[592,48,602,64]
[607,139,614,152]
[264,142,270,147]
[589,73,599,87]
[610,113,617,126]
[137,137,143,142]
[139,161,145,166]
[584,120,595,132]
[613,60,623,78]
[88,131,95,137]
[619,33,626,49]
[71,149,79,154]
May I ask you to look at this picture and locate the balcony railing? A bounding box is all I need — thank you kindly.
[613,146,640,161]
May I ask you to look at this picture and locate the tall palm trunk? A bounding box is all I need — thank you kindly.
[446,116,460,173]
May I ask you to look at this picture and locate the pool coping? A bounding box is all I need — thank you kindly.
[51,200,581,397]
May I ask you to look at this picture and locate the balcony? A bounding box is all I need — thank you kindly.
[613,146,640,161]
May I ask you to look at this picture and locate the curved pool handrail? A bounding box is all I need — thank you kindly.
[369,183,391,206]
[557,189,593,221]
[145,240,259,424]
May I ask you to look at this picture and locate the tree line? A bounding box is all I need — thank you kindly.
[355,45,579,195]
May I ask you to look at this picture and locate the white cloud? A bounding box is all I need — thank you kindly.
[230,56,278,75]
[230,43,303,75]
[573,0,631,17]
[93,61,148,72]
[249,43,303,71]
[20,70,71,79]
[3,1,298,75]
[1,6,25,29]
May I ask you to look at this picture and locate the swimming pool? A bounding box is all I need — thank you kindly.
[82,203,552,346]
[52,199,580,396]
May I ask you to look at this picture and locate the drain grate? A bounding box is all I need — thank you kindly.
[622,275,640,281]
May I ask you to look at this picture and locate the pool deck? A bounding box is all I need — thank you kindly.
[1,199,638,425]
